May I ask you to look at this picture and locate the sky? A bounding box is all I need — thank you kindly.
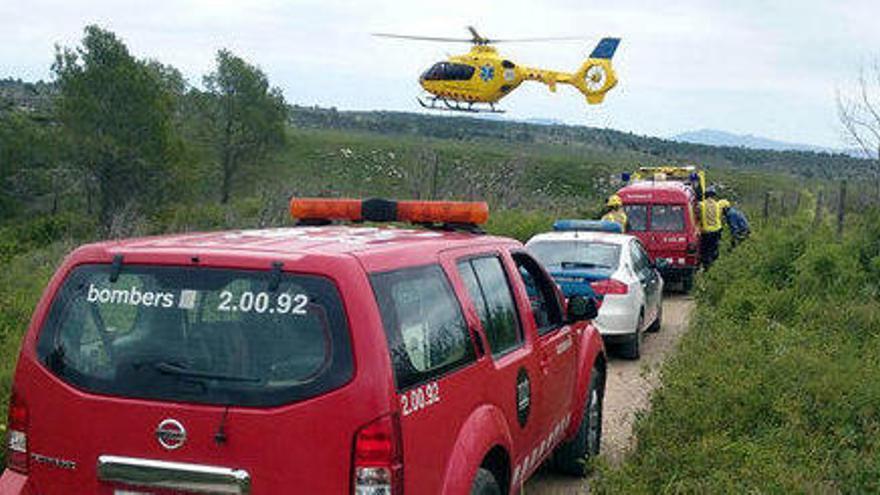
[2,0,878,148]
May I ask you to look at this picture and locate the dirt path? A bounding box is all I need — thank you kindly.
[524,295,695,494]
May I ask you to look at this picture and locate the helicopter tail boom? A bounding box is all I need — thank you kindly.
[520,37,620,104]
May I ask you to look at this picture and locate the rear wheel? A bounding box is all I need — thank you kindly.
[552,365,604,476]
[471,467,501,495]
[620,313,643,360]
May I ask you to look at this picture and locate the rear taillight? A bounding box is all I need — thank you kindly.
[5,391,28,474]
[353,414,403,495]
[591,278,629,296]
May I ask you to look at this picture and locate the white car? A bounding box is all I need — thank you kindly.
[526,224,664,359]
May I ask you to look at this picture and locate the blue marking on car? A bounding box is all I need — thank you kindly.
[552,219,623,234]
[546,265,612,299]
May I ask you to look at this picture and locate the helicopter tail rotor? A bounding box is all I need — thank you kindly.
[572,37,621,104]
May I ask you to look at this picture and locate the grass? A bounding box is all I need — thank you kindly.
[594,203,880,493]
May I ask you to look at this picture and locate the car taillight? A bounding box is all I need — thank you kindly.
[591,278,628,296]
[5,391,28,473]
[353,414,403,495]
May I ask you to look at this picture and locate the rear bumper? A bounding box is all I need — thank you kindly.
[0,469,33,495]
[659,265,697,280]
[594,298,639,336]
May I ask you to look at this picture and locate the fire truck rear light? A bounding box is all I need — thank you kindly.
[591,278,628,295]
[290,197,488,225]
[6,392,28,473]
[353,414,402,495]
[354,467,392,495]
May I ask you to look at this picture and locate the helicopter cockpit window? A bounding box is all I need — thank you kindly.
[422,62,475,81]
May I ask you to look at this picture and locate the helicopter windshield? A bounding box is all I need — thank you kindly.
[421,62,475,81]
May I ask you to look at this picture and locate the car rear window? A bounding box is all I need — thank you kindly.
[528,241,621,270]
[623,204,648,232]
[651,204,686,232]
[36,264,353,407]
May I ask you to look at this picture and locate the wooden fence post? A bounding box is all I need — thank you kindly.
[837,180,847,238]
[763,191,771,220]
[813,189,824,227]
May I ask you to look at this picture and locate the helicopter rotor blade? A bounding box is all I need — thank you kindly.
[372,33,474,43]
[488,36,585,43]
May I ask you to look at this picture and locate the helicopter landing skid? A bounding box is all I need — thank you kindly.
[417,96,505,114]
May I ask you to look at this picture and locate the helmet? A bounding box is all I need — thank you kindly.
[606,194,623,208]
[706,186,717,198]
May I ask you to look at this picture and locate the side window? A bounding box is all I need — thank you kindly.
[512,252,564,335]
[631,242,650,278]
[372,265,475,390]
[624,204,648,232]
[457,256,523,357]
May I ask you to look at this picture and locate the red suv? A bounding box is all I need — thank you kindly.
[2,198,606,495]
[617,181,701,291]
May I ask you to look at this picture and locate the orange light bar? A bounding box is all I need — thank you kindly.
[397,200,488,225]
[290,198,363,221]
[289,198,489,225]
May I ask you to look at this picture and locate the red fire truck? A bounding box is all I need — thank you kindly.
[616,166,705,291]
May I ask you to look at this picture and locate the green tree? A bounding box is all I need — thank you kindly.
[201,50,287,204]
[52,25,182,228]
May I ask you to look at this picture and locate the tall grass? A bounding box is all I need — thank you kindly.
[595,206,880,493]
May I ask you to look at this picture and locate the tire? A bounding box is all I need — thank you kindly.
[620,313,643,360]
[552,366,604,476]
[647,303,662,333]
[471,467,501,495]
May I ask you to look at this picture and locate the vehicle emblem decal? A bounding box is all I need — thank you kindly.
[480,64,495,82]
[155,418,187,450]
[516,367,531,427]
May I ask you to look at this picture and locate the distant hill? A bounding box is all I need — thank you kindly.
[672,128,852,155]
[0,78,56,115]
[290,106,872,181]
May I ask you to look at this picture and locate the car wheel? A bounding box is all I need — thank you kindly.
[621,313,642,360]
[552,365,604,476]
[647,303,662,333]
[471,467,501,495]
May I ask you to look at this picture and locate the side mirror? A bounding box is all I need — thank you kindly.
[567,295,599,322]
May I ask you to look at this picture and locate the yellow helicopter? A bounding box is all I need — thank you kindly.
[373,26,620,113]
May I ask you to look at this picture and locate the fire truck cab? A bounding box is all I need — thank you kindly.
[617,171,702,291]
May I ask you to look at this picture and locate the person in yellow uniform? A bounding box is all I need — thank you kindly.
[698,186,730,269]
[601,194,628,231]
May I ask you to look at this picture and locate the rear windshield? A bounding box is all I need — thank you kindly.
[528,241,621,270]
[36,264,353,407]
[623,205,648,232]
[650,204,686,232]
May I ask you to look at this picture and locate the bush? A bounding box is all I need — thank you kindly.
[595,211,880,493]
[0,243,70,468]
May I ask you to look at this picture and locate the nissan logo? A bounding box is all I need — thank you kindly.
[155,419,186,450]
